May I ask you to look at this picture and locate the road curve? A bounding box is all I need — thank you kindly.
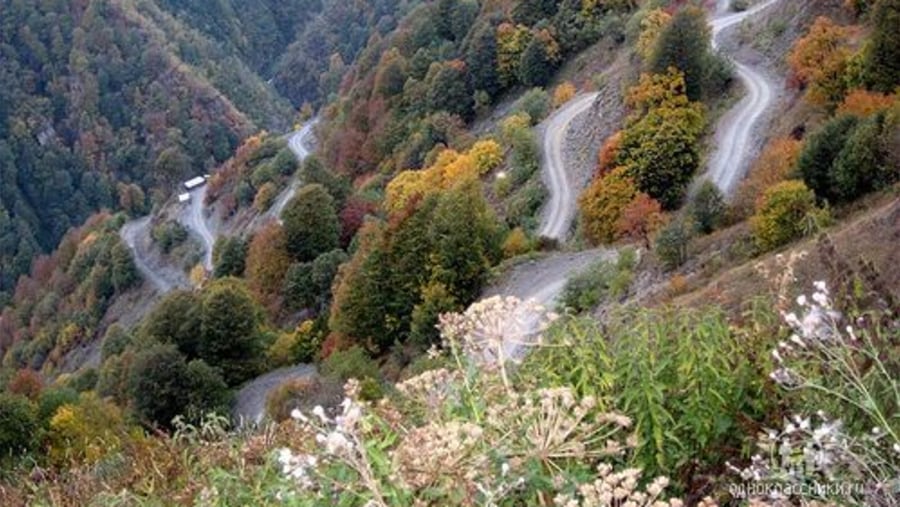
[120,217,175,293]
[234,363,317,426]
[538,92,600,241]
[705,0,782,195]
[182,185,216,271]
[268,121,316,222]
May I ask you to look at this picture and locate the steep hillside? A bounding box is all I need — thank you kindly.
[0,0,294,303]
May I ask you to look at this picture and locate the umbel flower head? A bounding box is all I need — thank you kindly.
[439,295,559,364]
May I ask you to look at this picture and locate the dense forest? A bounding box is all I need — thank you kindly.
[1,0,899,504]
[0,0,407,306]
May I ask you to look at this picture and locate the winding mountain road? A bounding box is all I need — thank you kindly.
[705,0,781,195]
[480,0,783,359]
[120,217,180,293]
[269,121,315,222]
[183,186,216,270]
[538,92,599,241]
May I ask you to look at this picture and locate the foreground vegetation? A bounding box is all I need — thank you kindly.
[1,268,896,505]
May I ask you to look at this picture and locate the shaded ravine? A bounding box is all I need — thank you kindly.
[706,0,782,195]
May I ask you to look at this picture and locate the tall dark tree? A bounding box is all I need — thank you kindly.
[140,291,203,359]
[127,344,193,428]
[212,236,248,278]
[282,184,340,263]
[466,22,501,98]
[863,0,900,92]
[425,60,475,121]
[650,7,713,101]
[798,115,859,202]
[519,36,554,87]
[833,113,892,201]
[199,278,265,386]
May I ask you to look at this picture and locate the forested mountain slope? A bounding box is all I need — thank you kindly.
[0,0,297,303]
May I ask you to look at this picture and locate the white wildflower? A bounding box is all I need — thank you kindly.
[312,405,329,423]
[290,408,307,422]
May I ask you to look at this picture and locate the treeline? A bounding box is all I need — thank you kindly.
[0,0,295,304]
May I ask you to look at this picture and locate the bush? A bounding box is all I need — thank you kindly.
[750,180,827,251]
[552,81,577,108]
[268,321,323,366]
[151,221,188,254]
[253,182,278,212]
[654,219,694,270]
[689,180,725,234]
[46,392,128,466]
[321,346,382,385]
[516,88,551,124]
[100,324,132,361]
[502,227,531,258]
[558,249,636,313]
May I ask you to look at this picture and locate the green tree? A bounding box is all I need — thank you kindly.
[409,282,457,347]
[284,262,315,311]
[184,359,231,420]
[466,22,501,98]
[299,155,350,208]
[798,115,859,202]
[199,278,265,386]
[689,180,725,234]
[140,290,203,359]
[833,113,892,201]
[425,61,475,121]
[127,344,191,428]
[654,218,694,270]
[110,241,139,292]
[282,184,340,263]
[212,236,248,278]
[0,393,38,457]
[617,71,705,209]
[427,182,502,304]
[519,36,554,87]
[309,249,348,311]
[750,180,824,251]
[863,0,900,92]
[100,324,132,361]
[649,6,715,101]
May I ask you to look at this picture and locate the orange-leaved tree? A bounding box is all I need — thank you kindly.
[616,193,665,248]
[787,17,855,106]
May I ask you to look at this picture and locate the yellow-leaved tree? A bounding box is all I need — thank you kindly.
[578,166,638,245]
